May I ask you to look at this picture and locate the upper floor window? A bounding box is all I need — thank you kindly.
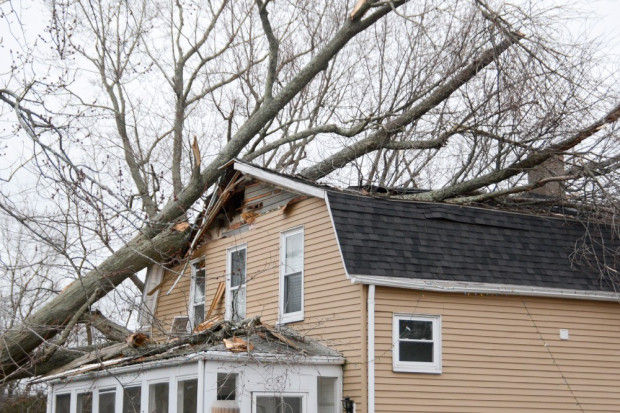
[279,227,304,324]
[189,259,206,328]
[393,314,442,374]
[227,245,247,321]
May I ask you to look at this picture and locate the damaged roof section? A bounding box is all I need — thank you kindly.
[36,317,343,383]
[327,191,619,293]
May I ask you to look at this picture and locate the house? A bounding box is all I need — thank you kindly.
[43,160,620,412]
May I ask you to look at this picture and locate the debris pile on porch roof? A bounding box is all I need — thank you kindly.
[35,316,342,382]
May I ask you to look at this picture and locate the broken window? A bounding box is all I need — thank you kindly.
[227,246,246,321]
[217,372,237,400]
[280,227,304,323]
[177,379,198,413]
[190,259,206,328]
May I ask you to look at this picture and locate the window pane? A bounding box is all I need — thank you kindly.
[148,383,169,413]
[231,249,246,287]
[399,320,432,340]
[285,233,303,274]
[399,341,434,362]
[282,397,302,413]
[217,373,237,400]
[193,304,205,326]
[99,390,115,413]
[194,275,205,303]
[284,272,302,314]
[231,286,246,321]
[76,392,92,413]
[55,394,71,413]
[317,377,337,413]
[123,387,141,413]
[177,379,197,413]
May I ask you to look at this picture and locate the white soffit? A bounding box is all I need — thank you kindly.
[233,161,326,199]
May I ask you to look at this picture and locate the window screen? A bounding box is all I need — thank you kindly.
[76,392,92,413]
[55,394,70,413]
[177,379,197,413]
[123,386,141,413]
[229,248,246,321]
[148,382,169,413]
[217,373,237,400]
[317,377,337,413]
[99,389,115,412]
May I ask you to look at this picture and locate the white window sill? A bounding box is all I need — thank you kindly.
[393,362,442,374]
[278,312,304,325]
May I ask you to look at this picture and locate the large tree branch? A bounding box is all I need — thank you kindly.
[409,102,620,202]
[300,34,522,180]
[256,0,279,101]
[80,310,132,342]
[0,1,407,380]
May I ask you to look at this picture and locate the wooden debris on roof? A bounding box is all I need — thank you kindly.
[204,281,226,321]
[126,332,150,348]
[223,337,254,353]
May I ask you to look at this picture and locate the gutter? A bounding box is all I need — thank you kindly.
[351,275,620,302]
[367,284,375,413]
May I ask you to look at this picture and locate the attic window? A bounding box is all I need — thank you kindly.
[189,259,206,328]
[393,314,442,374]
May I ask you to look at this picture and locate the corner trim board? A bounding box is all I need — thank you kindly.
[351,275,620,302]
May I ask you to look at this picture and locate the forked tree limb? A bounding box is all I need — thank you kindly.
[80,310,132,343]
[300,33,522,181]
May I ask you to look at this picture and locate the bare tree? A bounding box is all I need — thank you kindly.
[0,0,617,380]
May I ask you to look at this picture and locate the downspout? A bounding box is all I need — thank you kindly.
[368,284,375,413]
[197,357,206,413]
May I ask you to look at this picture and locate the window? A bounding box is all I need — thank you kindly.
[149,382,169,413]
[189,259,206,328]
[99,388,116,412]
[76,392,92,413]
[217,372,237,401]
[393,314,442,373]
[226,246,246,321]
[317,377,337,413]
[55,394,70,413]
[123,386,141,413]
[177,379,198,413]
[254,394,304,413]
[279,227,304,323]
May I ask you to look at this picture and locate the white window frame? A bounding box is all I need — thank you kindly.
[279,227,304,324]
[188,258,206,329]
[225,244,247,321]
[252,392,306,413]
[392,313,442,374]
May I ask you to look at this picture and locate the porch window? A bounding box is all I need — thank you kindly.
[123,386,141,413]
[393,314,442,373]
[317,377,337,413]
[227,246,246,321]
[254,394,303,413]
[55,394,70,413]
[189,259,206,328]
[99,388,116,412]
[177,379,198,413]
[217,372,237,400]
[148,382,169,413]
[279,227,304,323]
[76,392,92,413]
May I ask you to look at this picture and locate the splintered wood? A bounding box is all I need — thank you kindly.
[223,337,254,353]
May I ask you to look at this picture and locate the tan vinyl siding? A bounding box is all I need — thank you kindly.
[374,287,620,412]
[154,196,365,410]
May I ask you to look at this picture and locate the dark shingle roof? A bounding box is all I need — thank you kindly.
[327,191,618,292]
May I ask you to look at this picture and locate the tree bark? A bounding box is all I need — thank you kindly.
[81,310,132,343]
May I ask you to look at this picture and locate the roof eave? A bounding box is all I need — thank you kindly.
[350,274,620,302]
